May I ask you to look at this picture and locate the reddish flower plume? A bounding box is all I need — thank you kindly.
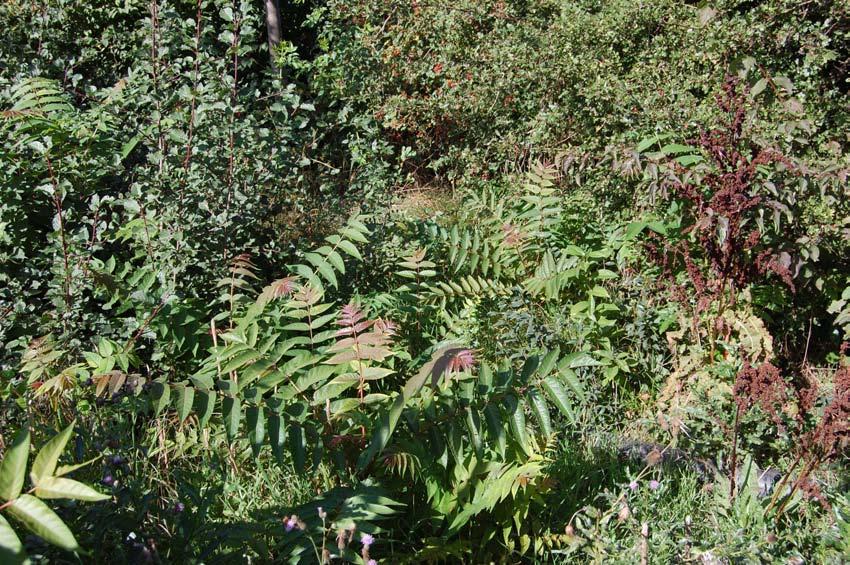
[447,349,476,373]
[374,318,398,338]
[268,276,296,299]
[336,303,374,336]
[501,222,526,248]
[733,361,788,428]
[805,365,850,459]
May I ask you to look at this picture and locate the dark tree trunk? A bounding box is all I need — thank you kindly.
[265,0,282,68]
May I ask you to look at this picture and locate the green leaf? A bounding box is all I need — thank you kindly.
[569,301,589,317]
[312,378,357,404]
[358,394,405,470]
[675,154,703,167]
[120,135,140,160]
[54,456,101,478]
[194,390,216,427]
[174,385,194,423]
[150,381,171,416]
[660,143,695,155]
[346,217,370,235]
[290,425,306,472]
[484,404,506,456]
[589,285,610,299]
[560,367,586,402]
[30,422,74,486]
[34,477,109,502]
[537,348,560,379]
[635,133,671,153]
[310,429,324,471]
[246,406,265,456]
[465,408,483,455]
[403,346,466,399]
[6,495,79,551]
[305,253,338,288]
[773,75,794,94]
[541,377,576,423]
[223,397,241,440]
[0,514,26,564]
[325,250,345,274]
[217,378,237,397]
[520,355,539,383]
[359,348,464,469]
[336,239,362,261]
[527,389,553,436]
[478,362,493,392]
[0,429,30,501]
[220,349,260,374]
[189,373,215,390]
[559,352,600,370]
[749,78,768,97]
[646,221,668,235]
[329,398,362,415]
[269,413,286,464]
[624,221,647,241]
[504,395,531,456]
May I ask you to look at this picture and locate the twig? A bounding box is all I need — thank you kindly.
[45,156,72,327]
[124,295,170,353]
[222,3,241,265]
[802,317,813,367]
[729,403,742,499]
[180,0,204,208]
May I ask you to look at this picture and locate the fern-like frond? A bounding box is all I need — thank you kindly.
[8,77,73,116]
[517,161,562,244]
[289,214,370,295]
[382,450,421,479]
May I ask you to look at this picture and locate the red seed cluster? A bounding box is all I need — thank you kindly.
[733,361,789,428]
[646,77,797,325]
[805,366,850,460]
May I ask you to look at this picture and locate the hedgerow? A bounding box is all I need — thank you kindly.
[0,0,848,562]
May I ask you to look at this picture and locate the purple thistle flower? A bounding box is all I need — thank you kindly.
[173,502,185,514]
[628,481,638,491]
[361,533,374,548]
[285,516,297,532]
[649,480,660,490]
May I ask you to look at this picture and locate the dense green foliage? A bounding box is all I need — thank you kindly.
[1,0,849,562]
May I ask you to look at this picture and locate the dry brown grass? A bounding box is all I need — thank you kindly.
[391,184,458,218]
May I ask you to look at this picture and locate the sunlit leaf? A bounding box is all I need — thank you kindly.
[34,477,109,502]
[0,514,26,564]
[31,422,74,485]
[174,385,194,423]
[6,495,79,551]
[0,429,30,501]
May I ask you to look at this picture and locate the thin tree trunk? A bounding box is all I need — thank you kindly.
[264,0,282,68]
